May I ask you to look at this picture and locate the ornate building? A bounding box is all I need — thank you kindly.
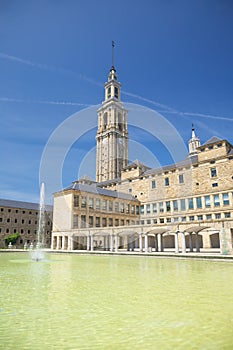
[51,61,233,255]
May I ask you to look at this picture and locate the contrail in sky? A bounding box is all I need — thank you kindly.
[0,52,232,122]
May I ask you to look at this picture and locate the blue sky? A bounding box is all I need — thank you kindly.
[0,0,233,204]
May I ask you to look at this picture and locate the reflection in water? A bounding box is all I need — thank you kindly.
[0,253,233,349]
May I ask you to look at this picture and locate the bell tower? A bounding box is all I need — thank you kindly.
[96,42,129,182]
[188,124,200,156]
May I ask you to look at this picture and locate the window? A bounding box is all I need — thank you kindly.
[166,201,171,212]
[102,218,107,227]
[147,219,151,224]
[114,87,118,98]
[151,180,156,189]
[96,217,100,227]
[165,177,169,186]
[214,194,220,207]
[166,218,171,223]
[217,143,222,148]
[22,219,24,224]
[159,202,164,213]
[73,214,78,228]
[81,197,86,208]
[140,205,144,214]
[115,219,119,227]
[136,206,139,215]
[109,218,113,226]
[120,203,124,213]
[188,198,194,210]
[212,183,218,187]
[153,219,157,224]
[146,204,150,214]
[8,209,11,212]
[159,218,164,224]
[107,87,111,98]
[211,167,217,178]
[173,200,178,211]
[197,215,203,221]
[74,195,79,208]
[96,199,100,210]
[179,174,184,184]
[174,217,179,222]
[109,201,113,211]
[152,203,157,213]
[114,202,119,212]
[81,215,86,228]
[131,205,135,214]
[89,216,93,227]
[224,212,231,218]
[0,218,2,222]
[7,218,10,223]
[102,200,107,211]
[189,216,195,221]
[180,199,186,211]
[206,214,212,220]
[196,197,202,209]
[181,217,186,222]
[223,193,229,205]
[89,198,94,209]
[215,213,221,219]
[204,196,210,208]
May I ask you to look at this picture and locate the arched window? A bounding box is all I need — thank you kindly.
[107,87,111,99]
[118,113,123,131]
[103,113,108,130]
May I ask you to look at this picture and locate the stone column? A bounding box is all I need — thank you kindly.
[175,232,179,254]
[110,234,114,252]
[195,233,200,252]
[62,236,65,250]
[220,227,233,255]
[139,233,143,252]
[87,235,90,251]
[189,233,193,252]
[154,235,158,252]
[144,234,148,253]
[115,235,118,252]
[51,236,55,250]
[90,235,94,252]
[181,232,186,254]
[158,233,164,252]
[56,236,60,250]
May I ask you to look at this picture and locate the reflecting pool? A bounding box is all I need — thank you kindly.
[0,253,233,349]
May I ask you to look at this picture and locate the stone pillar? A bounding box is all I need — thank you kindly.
[87,235,90,251]
[139,233,143,252]
[175,232,179,254]
[56,236,60,250]
[51,236,55,250]
[195,233,200,252]
[189,233,193,252]
[154,235,158,252]
[90,235,94,252]
[158,233,164,252]
[220,227,233,255]
[144,234,148,253]
[181,232,186,254]
[115,235,118,252]
[110,235,113,252]
[62,236,65,250]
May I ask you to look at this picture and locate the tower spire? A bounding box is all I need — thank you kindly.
[112,40,115,68]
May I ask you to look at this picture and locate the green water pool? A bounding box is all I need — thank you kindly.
[0,253,233,349]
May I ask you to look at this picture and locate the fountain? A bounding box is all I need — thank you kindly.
[31,182,46,261]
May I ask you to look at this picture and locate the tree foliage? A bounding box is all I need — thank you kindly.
[4,233,20,246]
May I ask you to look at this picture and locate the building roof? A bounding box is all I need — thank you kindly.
[202,136,222,146]
[0,198,53,212]
[63,181,138,201]
[123,160,151,171]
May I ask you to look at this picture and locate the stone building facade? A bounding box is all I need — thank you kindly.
[51,64,233,255]
[0,199,53,248]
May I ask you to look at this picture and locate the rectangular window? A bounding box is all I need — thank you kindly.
[206,214,212,220]
[89,216,93,227]
[120,219,124,226]
[102,200,107,211]
[89,198,94,209]
[211,167,217,177]
[165,177,169,186]
[96,199,100,210]
[109,218,113,226]
[188,198,194,210]
[179,174,184,184]
[146,204,151,214]
[189,216,194,221]
[215,213,221,219]
[166,201,171,212]
[159,202,164,213]
[153,219,157,224]
[147,219,151,224]
[140,205,144,214]
[81,197,86,208]
[81,215,86,228]
[166,218,171,223]
[181,216,186,222]
[151,180,156,189]
[74,195,79,208]
[114,202,119,212]
[223,193,229,205]
[180,199,186,211]
[136,206,139,215]
[115,219,119,226]
[102,218,107,227]
[160,218,164,223]
[224,212,231,218]
[197,215,203,221]
[126,204,130,214]
[174,217,179,222]
[120,203,124,213]
[204,196,210,208]
[73,214,78,228]
[196,197,202,209]
[131,205,135,214]
[214,194,220,207]
[152,203,157,213]
[173,200,178,211]
[109,201,113,211]
[96,217,100,227]
[212,183,218,187]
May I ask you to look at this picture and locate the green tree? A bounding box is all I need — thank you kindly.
[4,233,20,246]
